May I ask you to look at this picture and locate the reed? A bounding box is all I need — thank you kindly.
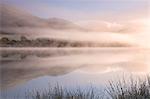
[106,75,150,99]
[11,75,150,99]
[25,84,103,99]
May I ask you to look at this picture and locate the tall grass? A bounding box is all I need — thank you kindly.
[106,75,150,99]
[9,75,150,99]
[24,84,104,99]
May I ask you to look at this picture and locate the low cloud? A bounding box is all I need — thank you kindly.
[77,19,149,33]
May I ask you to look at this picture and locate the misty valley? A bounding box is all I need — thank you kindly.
[1,1,150,99]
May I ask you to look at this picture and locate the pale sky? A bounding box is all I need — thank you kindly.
[2,0,149,21]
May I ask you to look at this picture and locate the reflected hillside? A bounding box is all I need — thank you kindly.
[1,48,150,89]
[1,63,78,89]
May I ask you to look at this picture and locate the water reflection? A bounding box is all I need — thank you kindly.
[1,48,150,89]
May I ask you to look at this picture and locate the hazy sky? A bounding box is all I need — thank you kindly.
[1,0,150,47]
[2,0,149,21]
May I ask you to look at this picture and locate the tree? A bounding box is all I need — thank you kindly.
[0,37,10,44]
[20,36,28,42]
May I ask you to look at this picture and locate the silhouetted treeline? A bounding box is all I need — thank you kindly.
[0,36,130,47]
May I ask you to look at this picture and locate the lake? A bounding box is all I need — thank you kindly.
[1,47,150,99]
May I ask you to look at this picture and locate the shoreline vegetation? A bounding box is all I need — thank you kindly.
[3,75,150,99]
[0,36,131,47]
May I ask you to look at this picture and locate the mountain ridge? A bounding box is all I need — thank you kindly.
[0,4,85,33]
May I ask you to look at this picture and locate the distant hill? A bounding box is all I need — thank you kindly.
[0,4,85,35]
[1,4,46,27]
[47,18,83,30]
[0,4,134,47]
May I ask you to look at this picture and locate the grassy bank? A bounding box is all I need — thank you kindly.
[5,75,150,99]
[24,84,104,99]
[106,75,150,99]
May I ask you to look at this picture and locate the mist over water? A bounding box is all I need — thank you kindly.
[1,48,150,98]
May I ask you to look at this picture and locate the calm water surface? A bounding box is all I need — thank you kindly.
[1,48,150,98]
